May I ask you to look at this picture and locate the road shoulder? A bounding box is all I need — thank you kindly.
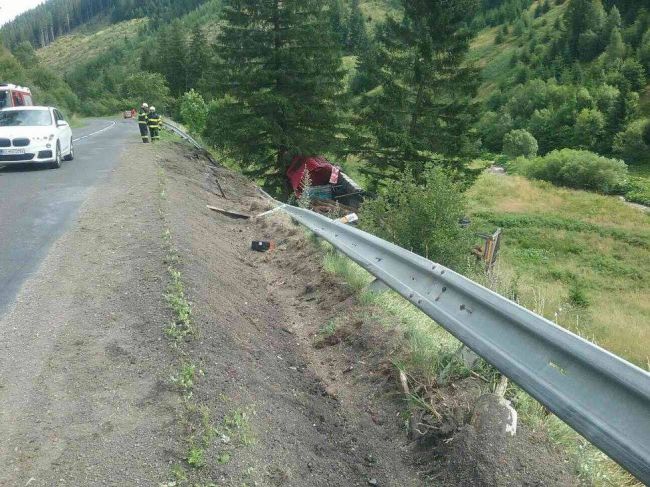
[0,139,181,485]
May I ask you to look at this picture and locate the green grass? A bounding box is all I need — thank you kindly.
[222,408,255,447]
[171,362,201,392]
[186,445,206,468]
[360,0,400,25]
[468,1,568,101]
[318,239,640,486]
[467,173,650,367]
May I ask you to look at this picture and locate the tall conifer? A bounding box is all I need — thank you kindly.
[212,0,346,194]
[357,0,479,180]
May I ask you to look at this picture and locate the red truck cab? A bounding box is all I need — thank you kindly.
[0,84,34,109]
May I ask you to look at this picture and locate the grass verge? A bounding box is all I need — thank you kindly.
[316,238,641,486]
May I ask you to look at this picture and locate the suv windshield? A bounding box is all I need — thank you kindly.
[0,109,52,127]
[0,91,7,109]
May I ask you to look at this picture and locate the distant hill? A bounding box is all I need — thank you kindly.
[2,0,649,168]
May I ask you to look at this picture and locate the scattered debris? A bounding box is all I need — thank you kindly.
[255,204,287,218]
[486,165,506,175]
[338,213,358,224]
[472,228,502,270]
[251,240,274,252]
[207,205,251,220]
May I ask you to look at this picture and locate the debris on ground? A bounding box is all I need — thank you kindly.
[338,212,359,224]
[206,204,251,219]
[251,240,274,252]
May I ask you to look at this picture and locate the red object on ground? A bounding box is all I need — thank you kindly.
[287,156,340,195]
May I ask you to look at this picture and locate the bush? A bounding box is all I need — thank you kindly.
[625,176,650,206]
[503,129,538,158]
[359,166,472,271]
[522,149,628,194]
[179,89,208,135]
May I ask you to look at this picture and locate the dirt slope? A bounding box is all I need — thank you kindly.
[0,134,577,486]
[158,145,424,486]
[0,138,424,486]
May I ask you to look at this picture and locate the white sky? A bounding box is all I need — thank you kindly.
[0,0,45,28]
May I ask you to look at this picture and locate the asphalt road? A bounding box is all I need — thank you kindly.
[0,117,135,317]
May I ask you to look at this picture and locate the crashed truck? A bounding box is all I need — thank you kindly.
[286,156,364,213]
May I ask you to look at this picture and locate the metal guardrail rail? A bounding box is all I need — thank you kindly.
[283,205,650,484]
[162,119,203,150]
[165,120,650,483]
[162,120,226,198]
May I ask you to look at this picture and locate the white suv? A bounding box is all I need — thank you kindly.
[0,106,73,169]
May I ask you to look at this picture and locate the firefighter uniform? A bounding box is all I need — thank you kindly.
[147,108,161,142]
[138,109,149,143]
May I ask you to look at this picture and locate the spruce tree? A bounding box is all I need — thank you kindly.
[155,20,188,96]
[564,0,605,59]
[329,0,349,49]
[212,0,347,195]
[605,27,626,65]
[357,0,479,181]
[186,27,210,94]
[348,0,369,54]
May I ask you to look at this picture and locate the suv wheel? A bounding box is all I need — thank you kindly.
[63,138,74,161]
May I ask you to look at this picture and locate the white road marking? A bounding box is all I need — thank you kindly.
[72,120,117,143]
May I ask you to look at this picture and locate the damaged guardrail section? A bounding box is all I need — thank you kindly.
[282,205,650,484]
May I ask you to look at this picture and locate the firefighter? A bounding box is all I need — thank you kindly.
[147,106,161,142]
[138,103,150,143]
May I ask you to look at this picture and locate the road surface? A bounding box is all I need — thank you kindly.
[0,118,133,317]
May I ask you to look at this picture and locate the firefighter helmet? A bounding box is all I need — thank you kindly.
[149,106,156,112]
[142,102,149,109]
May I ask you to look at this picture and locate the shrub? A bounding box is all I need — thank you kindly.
[625,176,650,206]
[359,166,472,271]
[503,129,538,158]
[522,149,628,194]
[179,89,208,135]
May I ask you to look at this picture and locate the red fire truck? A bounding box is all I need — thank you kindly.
[0,83,34,109]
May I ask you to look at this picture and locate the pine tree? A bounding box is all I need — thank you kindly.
[329,0,348,49]
[564,0,606,59]
[212,0,347,195]
[351,25,381,94]
[605,27,626,65]
[357,0,479,181]
[348,0,368,54]
[155,20,188,96]
[186,27,210,94]
[604,5,622,38]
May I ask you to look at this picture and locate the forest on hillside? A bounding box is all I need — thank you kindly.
[1,0,650,220]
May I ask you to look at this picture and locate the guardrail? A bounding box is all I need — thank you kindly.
[162,119,203,150]
[162,120,226,198]
[166,121,650,484]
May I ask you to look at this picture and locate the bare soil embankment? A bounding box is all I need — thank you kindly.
[0,135,577,486]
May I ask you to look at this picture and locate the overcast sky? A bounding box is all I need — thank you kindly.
[0,0,45,28]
